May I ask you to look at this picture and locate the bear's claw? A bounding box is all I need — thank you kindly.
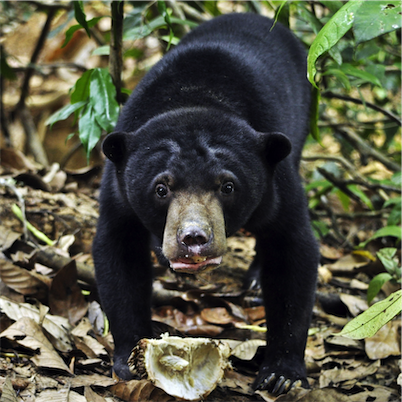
[253,371,305,396]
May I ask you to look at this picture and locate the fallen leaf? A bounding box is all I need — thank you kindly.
[365,320,401,360]
[1,316,73,374]
[49,260,88,325]
[200,307,233,325]
[0,258,49,298]
[110,379,175,402]
[0,296,73,352]
[339,293,368,317]
[1,376,19,402]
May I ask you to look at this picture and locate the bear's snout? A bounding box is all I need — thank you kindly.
[162,191,227,273]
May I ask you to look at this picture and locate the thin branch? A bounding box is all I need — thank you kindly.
[313,210,389,220]
[316,167,366,206]
[321,91,401,126]
[110,1,124,105]
[0,48,11,144]
[302,154,366,181]
[336,125,400,172]
[16,8,57,110]
[303,155,400,193]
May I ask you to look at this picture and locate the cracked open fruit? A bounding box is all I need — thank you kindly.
[128,334,231,401]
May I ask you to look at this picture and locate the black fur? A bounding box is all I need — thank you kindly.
[93,13,319,395]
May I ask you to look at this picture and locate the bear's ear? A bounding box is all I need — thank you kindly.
[102,132,130,163]
[260,132,292,165]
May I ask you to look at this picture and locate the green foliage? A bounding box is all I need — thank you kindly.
[353,1,402,44]
[46,68,119,161]
[73,1,92,38]
[338,289,401,339]
[367,248,401,303]
[358,226,402,248]
[307,0,365,87]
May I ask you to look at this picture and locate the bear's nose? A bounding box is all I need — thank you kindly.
[178,226,209,247]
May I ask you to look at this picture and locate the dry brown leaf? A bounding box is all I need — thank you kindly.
[71,318,108,357]
[319,360,380,388]
[35,389,86,402]
[365,321,401,360]
[66,373,117,388]
[244,305,266,322]
[218,370,255,396]
[318,265,333,283]
[0,296,73,352]
[350,383,400,402]
[0,226,21,251]
[231,339,266,361]
[0,316,73,374]
[0,258,49,298]
[1,376,19,402]
[274,387,347,402]
[339,294,368,317]
[325,254,371,274]
[84,386,107,402]
[200,307,233,325]
[0,148,40,171]
[49,260,88,325]
[110,379,175,402]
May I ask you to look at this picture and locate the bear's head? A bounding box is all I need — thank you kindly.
[103,108,291,273]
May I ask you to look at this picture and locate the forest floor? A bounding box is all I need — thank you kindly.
[0,160,400,401]
[1,3,400,401]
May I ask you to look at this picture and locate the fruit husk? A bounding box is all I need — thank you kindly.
[128,334,231,401]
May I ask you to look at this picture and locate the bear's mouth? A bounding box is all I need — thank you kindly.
[169,256,223,273]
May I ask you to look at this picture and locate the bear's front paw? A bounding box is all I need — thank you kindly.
[252,364,308,396]
[113,357,135,381]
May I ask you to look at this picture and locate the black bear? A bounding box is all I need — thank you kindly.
[93,12,319,396]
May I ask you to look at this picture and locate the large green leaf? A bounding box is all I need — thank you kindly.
[73,1,91,38]
[338,290,401,339]
[307,0,364,86]
[45,101,86,128]
[62,17,102,48]
[71,69,92,104]
[358,225,402,248]
[339,63,382,87]
[354,1,402,44]
[78,104,103,160]
[89,68,120,132]
[367,272,393,304]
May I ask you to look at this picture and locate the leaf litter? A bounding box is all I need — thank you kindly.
[0,161,399,402]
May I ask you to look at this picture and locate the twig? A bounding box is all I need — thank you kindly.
[313,210,388,220]
[16,8,56,110]
[302,154,366,181]
[336,125,400,172]
[0,47,11,144]
[11,62,87,75]
[13,7,56,166]
[33,248,96,287]
[303,155,400,193]
[322,91,401,126]
[317,201,353,248]
[179,2,210,22]
[19,106,49,166]
[317,167,366,206]
[338,178,399,194]
[0,179,28,241]
[110,1,124,105]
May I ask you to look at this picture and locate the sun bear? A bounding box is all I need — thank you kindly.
[93,13,319,395]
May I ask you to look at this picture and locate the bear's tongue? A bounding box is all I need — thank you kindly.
[170,256,223,273]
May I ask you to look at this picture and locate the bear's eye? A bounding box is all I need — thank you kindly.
[221,182,234,195]
[155,184,169,198]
